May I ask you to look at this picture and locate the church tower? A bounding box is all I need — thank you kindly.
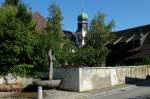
[75,12,88,47]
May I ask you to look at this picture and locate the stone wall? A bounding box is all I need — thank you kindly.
[54,66,150,92]
[54,68,81,92]
[80,67,117,91]
[116,66,148,84]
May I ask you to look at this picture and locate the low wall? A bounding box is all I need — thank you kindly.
[54,66,150,92]
[0,73,34,88]
[54,68,81,91]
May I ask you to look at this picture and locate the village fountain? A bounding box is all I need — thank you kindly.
[35,49,61,89]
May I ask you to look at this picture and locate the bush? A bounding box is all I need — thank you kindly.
[10,64,33,77]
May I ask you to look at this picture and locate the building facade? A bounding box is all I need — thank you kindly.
[106,25,150,66]
[33,12,150,66]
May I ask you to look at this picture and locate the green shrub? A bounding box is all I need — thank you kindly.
[142,57,150,65]
[10,64,33,77]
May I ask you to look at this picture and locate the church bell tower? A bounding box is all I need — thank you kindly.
[75,12,88,47]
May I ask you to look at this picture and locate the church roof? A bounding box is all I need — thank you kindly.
[63,30,76,43]
[77,12,88,21]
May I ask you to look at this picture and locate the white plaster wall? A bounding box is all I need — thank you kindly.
[110,69,119,86]
[80,67,119,91]
[116,66,148,84]
[54,66,150,92]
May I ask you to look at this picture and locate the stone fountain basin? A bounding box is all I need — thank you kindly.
[34,80,61,88]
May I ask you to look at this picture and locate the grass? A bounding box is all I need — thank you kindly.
[145,65,150,68]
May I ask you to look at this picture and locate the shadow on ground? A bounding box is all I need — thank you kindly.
[128,95,150,99]
[126,75,150,99]
[125,75,150,87]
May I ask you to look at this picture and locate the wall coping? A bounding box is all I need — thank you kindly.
[56,65,147,70]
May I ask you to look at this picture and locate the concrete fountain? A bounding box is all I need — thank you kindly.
[35,49,61,89]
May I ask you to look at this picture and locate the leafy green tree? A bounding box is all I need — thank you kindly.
[3,0,34,27]
[31,31,49,71]
[46,2,74,67]
[32,2,75,71]
[3,0,20,6]
[46,2,64,65]
[71,13,115,67]
[0,0,35,73]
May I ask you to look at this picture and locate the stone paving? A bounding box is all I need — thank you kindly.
[44,84,131,99]
[44,90,87,99]
[0,84,134,99]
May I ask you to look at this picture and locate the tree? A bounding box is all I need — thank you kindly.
[3,0,20,6]
[71,13,115,67]
[47,2,64,65]
[45,2,74,67]
[0,0,35,73]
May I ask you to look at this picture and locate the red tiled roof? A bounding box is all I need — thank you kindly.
[32,12,47,29]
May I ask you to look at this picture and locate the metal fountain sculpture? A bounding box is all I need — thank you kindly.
[48,49,55,80]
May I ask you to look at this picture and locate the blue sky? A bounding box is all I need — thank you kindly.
[0,0,150,32]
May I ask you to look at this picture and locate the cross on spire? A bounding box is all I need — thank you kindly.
[81,0,84,12]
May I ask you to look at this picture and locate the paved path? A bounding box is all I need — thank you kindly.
[88,81,150,99]
[43,80,150,99]
[44,84,133,99]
